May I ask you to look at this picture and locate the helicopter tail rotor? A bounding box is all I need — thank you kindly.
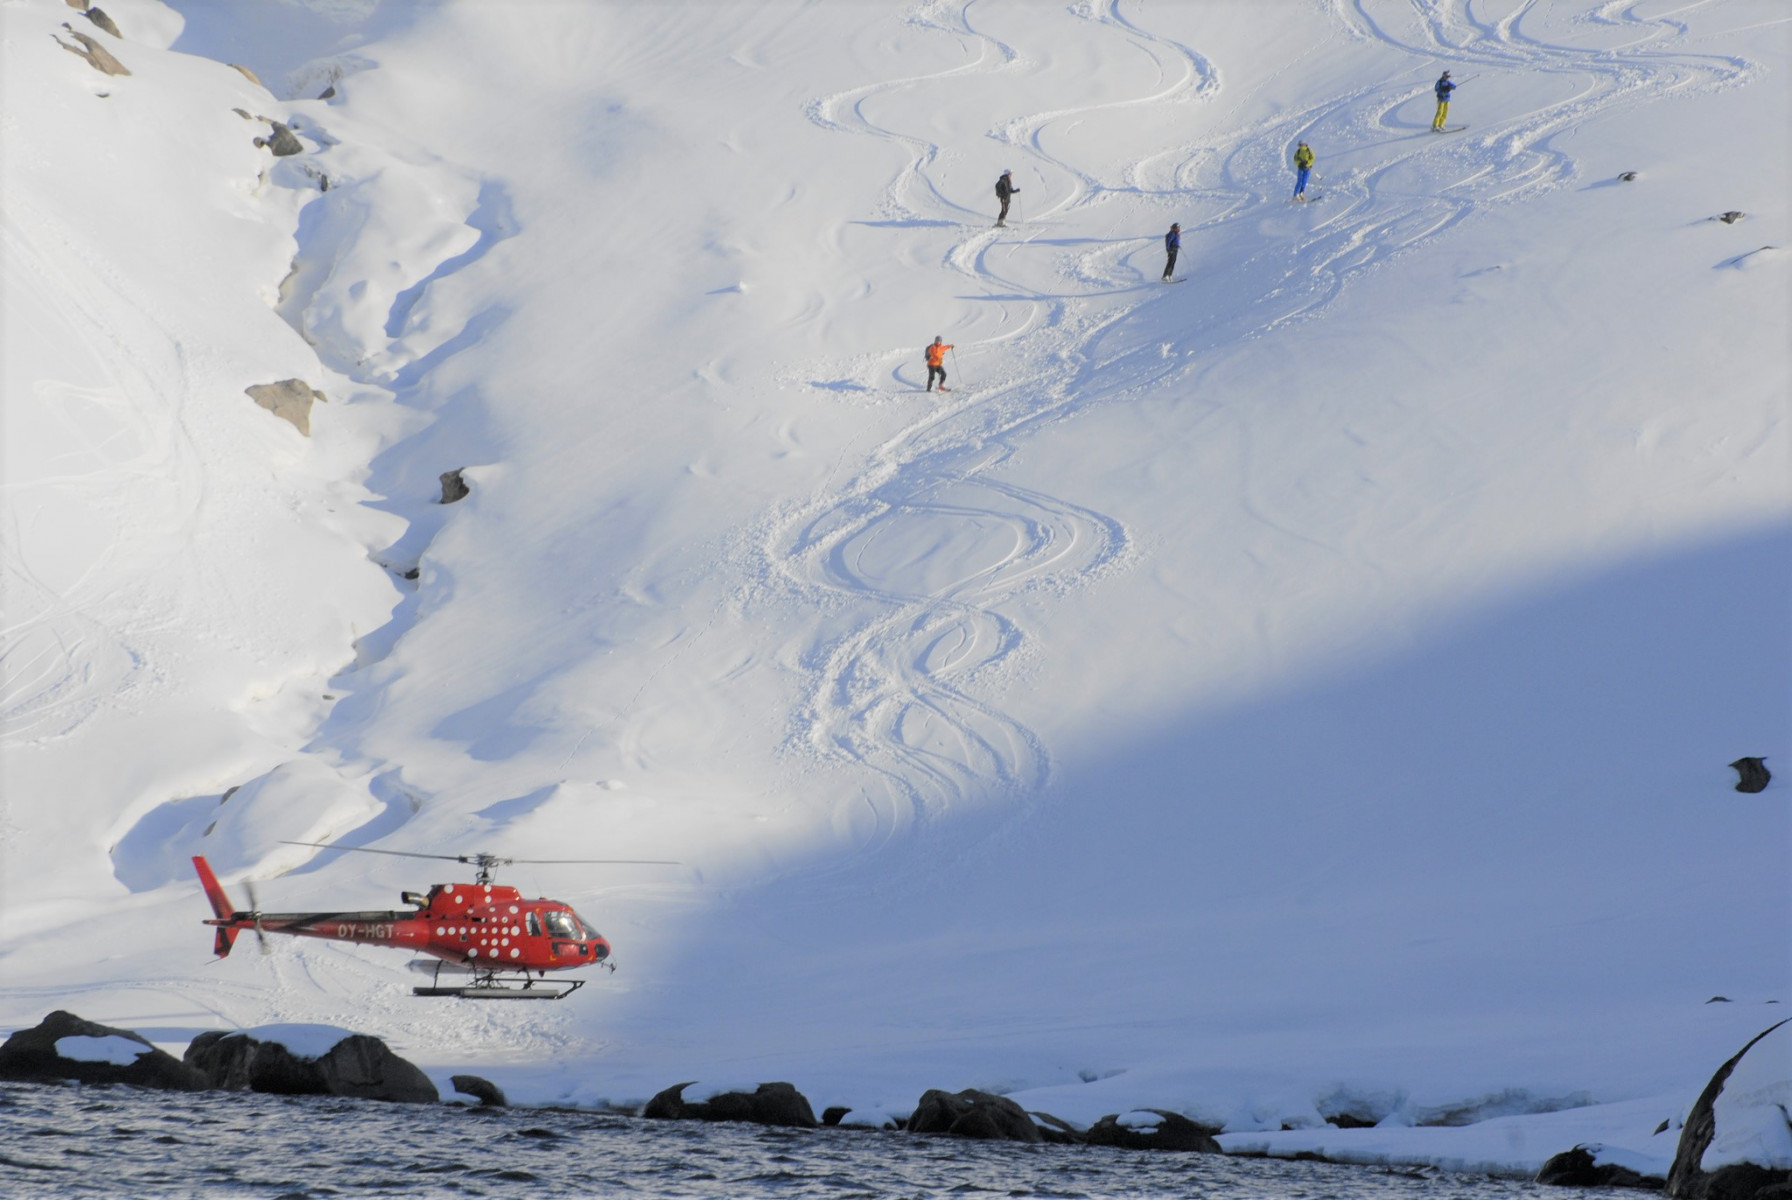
[244,881,271,955]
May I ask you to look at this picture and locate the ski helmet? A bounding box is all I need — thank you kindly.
[1441,70,1451,78]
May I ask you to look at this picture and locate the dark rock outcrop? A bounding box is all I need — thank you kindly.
[451,1074,506,1107]
[0,1011,205,1090]
[82,6,120,36]
[1668,1018,1792,1199]
[1084,1109,1222,1153]
[1535,1145,1662,1189]
[245,378,324,435]
[821,1105,850,1127]
[643,1081,817,1128]
[1618,171,1639,182]
[254,122,304,157]
[1730,757,1771,793]
[185,1030,438,1104]
[907,1088,1040,1143]
[55,28,129,76]
[439,469,470,503]
[1717,212,1746,225]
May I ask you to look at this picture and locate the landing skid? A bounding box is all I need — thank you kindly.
[413,964,585,1000]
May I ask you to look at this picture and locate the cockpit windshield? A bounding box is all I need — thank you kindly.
[543,910,580,939]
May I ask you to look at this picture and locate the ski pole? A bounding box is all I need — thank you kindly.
[950,346,962,389]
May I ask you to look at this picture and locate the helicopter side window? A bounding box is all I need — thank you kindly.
[526,911,542,938]
[544,911,578,939]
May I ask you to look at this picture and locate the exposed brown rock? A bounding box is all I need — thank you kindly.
[229,63,264,87]
[245,379,325,436]
[55,28,129,76]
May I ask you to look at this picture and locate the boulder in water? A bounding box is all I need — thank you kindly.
[185,1028,437,1103]
[643,1081,817,1128]
[907,1088,1040,1142]
[1534,1145,1663,1189]
[451,1074,507,1107]
[1084,1109,1222,1153]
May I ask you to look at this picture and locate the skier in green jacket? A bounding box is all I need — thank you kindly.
[1292,142,1315,201]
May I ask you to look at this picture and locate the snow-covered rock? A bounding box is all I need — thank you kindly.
[0,1011,203,1090]
[1668,1020,1792,1198]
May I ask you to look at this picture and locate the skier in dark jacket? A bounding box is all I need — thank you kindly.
[1162,223,1180,281]
[995,170,1019,226]
[1432,71,1457,131]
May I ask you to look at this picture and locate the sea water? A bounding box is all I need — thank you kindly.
[0,1081,1641,1199]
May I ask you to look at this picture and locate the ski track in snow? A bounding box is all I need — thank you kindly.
[771,0,1749,857]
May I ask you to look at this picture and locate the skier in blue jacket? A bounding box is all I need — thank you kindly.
[1432,71,1457,131]
[1162,223,1180,281]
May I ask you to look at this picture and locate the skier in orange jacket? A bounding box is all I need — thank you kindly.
[925,336,954,392]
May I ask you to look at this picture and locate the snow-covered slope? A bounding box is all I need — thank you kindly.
[2,0,1786,1169]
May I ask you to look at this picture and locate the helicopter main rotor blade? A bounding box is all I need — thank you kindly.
[280,841,468,864]
[280,841,681,866]
[499,858,683,865]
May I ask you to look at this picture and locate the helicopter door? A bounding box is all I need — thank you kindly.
[544,910,583,959]
[526,911,542,937]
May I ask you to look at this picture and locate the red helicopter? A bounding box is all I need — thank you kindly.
[192,843,675,1000]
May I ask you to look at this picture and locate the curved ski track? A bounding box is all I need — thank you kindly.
[769,0,1750,858]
